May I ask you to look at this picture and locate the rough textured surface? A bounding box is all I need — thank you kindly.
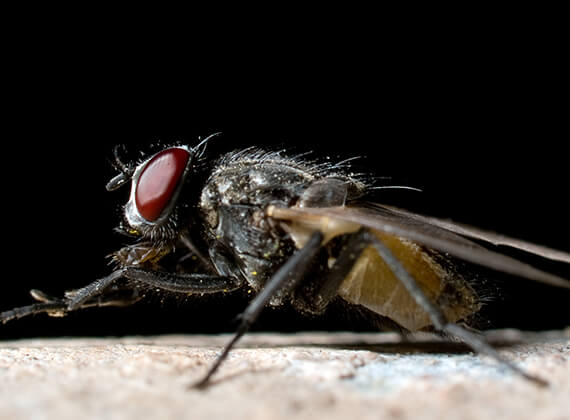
[1,330,569,420]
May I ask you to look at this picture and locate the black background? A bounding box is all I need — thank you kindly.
[1,24,568,339]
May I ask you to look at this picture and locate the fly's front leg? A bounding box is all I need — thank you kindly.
[1,266,242,324]
[66,269,126,310]
[1,271,129,323]
[1,298,68,323]
[66,239,242,310]
[0,287,142,324]
[121,267,242,295]
[67,267,242,310]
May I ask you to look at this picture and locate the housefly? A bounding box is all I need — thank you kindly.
[2,134,569,388]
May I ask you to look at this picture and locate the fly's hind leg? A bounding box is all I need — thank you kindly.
[364,232,549,387]
[293,227,547,386]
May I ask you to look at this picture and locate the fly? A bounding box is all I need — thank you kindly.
[1,133,569,388]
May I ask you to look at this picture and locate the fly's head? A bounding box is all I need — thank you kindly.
[106,137,216,246]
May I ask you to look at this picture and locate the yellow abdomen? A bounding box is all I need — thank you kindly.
[338,232,480,331]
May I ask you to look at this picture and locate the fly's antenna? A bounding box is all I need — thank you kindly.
[111,144,132,175]
[106,144,135,191]
[194,132,222,158]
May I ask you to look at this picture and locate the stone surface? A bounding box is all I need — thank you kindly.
[0,330,569,420]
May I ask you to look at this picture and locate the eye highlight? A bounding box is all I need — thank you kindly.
[134,147,190,222]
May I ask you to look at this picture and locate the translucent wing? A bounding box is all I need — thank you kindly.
[371,204,570,264]
[266,204,570,290]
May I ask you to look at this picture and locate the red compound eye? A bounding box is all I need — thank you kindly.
[135,148,190,221]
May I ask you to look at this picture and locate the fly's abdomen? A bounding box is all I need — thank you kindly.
[338,231,481,331]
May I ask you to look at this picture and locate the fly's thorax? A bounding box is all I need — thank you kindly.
[198,159,316,291]
[197,150,368,294]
